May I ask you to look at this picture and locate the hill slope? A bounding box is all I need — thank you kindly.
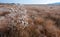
[0,4,60,37]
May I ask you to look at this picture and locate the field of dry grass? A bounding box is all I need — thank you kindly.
[0,4,60,37]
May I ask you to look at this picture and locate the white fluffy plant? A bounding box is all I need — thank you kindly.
[6,4,29,30]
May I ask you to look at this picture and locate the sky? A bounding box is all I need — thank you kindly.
[0,0,60,4]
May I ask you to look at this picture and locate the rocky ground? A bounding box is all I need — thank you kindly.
[0,4,60,37]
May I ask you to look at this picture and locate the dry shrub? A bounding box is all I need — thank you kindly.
[44,20,60,37]
[34,16,44,24]
[0,5,60,37]
[0,17,9,32]
[0,11,10,16]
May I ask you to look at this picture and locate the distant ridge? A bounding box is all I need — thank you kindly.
[49,2,60,5]
[0,3,16,5]
[53,2,60,5]
[47,2,60,6]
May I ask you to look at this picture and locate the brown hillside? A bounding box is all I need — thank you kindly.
[0,4,60,37]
